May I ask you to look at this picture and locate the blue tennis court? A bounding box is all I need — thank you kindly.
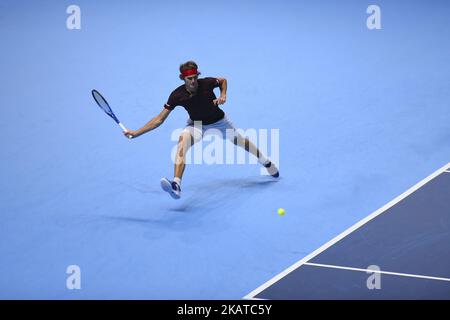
[1,0,449,299]
[247,163,450,299]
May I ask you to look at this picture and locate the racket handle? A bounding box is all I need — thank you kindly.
[118,122,133,139]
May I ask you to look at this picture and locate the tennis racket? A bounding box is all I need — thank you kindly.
[91,89,132,139]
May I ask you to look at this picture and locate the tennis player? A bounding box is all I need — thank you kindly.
[124,61,279,199]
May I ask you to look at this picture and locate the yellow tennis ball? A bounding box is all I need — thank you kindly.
[278,208,285,216]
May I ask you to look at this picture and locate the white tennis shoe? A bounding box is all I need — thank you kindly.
[263,160,279,178]
[160,178,181,199]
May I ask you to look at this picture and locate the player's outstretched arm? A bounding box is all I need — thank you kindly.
[124,108,171,139]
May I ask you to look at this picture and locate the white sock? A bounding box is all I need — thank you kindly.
[173,177,181,186]
[258,154,269,166]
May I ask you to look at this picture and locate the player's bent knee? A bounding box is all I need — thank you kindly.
[179,132,194,148]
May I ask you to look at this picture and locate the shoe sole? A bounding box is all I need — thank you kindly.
[264,162,280,178]
[160,178,181,199]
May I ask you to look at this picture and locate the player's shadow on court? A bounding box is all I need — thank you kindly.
[99,177,279,234]
[169,176,279,213]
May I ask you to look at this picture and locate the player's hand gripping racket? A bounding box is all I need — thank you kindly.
[91,89,133,139]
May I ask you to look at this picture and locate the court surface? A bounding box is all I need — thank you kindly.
[247,163,450,299]
[1,0,449,299]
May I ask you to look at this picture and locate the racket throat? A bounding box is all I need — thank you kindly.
[118,123,127,132]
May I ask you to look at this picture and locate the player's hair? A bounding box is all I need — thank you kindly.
[179,60,198,73]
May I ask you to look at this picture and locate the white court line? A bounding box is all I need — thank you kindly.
[304,262,450,283]
[244,162,450,299]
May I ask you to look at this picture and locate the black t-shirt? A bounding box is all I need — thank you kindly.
[164,77,225,125]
